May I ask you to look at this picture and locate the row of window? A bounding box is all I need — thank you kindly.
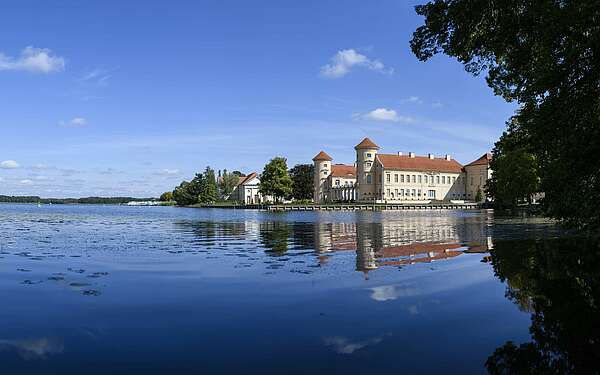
[383,188,467,199]
[383,173,460,185]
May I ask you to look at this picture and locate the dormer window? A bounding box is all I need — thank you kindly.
[366,153,372,158]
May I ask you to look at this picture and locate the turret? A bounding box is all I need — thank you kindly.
[354,138,380,202]
[312,151,333,203]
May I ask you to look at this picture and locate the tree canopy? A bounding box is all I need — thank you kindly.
[259,157,293,202]
[218,169,239,200]
[172,167,219,206]
[289,164,314,201]
[411,0,600,229]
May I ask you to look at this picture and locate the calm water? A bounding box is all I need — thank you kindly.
[0,204,597,374]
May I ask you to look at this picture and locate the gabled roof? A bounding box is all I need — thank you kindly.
[354,137,380,150]
[312,150,333,161]
[466,152,492,167]
[237,172,258,186]
[376,154,463,173]
[330,164,356,178]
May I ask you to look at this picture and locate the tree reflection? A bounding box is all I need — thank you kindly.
[486,237,600,374]
[259,222,292,255]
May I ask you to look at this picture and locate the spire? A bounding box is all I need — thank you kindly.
[354,137,380,150]
[312,150,333,161]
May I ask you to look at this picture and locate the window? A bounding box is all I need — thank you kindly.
[424,175,428,183]
[335,179,340,186]
[395,189,398,196]
[324,164,327,168]
[448,177,451,184]
[428,190,436,199]
[442,176,446,184]
[400,189,404,196]
[366,174,372,184]
[452,177,456,183]
[401,175,405,183]
[418,175,422,183]
[436,176,440,184]
[394,174,398,183]
[412,175,416,183]
[366,153,372,158]
[411,189,416,196]
[418,189,421,197]
[386,174,391,182]
[386,189,390,196]
[366,162,372,168]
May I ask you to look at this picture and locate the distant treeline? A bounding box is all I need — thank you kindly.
[0,196,154,205]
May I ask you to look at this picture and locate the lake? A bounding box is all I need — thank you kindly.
[0,204,597,374]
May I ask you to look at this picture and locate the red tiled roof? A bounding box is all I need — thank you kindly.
[354,137,380,150]
[312,151,333,161]
[377,154,463,173]
[237,172,257,185]
[379,250,463,266]
[466,153,492,167]
[331,164,356,178]
[377,242,463,258]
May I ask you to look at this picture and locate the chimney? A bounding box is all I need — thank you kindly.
[397,151,403,156]
[409,152,415,158]
[445,154,451,161]
[428,153,434,160]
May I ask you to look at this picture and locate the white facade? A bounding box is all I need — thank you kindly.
[313,138,492,203]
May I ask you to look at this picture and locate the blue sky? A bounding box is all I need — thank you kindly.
[0,0,515,198]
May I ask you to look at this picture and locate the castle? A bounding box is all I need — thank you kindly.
[313,138,491,203]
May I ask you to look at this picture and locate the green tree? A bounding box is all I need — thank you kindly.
[411,0,600,229]
[289,164,314,201]
[172,181,197,206]
[159,191,173,202]
[218,169,239,200]
[231,170,244,177]
[259,157,293,203]
[198,166,218,204]
[486,129,540,207]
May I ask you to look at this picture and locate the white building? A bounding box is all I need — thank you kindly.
[230,172,271,204]
[313,137,492,203]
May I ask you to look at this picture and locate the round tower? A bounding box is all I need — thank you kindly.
[312,151,333,203]
[355,138,380,202]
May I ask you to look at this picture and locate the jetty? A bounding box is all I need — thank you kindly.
[195,202,484,211]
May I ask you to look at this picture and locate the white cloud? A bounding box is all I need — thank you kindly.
[78,68,111,86]
[60,117,87,128]
[158,169,180,176]
[0,46,65,73]
[0,160,19,169]
[320,49,392,79]
[19,179,33,185]
[362,108,414,123]
[402,96,423,104]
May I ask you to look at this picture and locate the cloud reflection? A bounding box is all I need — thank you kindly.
[324,334,389,354]
[369,284,419,301]
[0,337,64,360]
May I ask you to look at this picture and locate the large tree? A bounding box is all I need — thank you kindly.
[259,157,293,203]
[289,164,314,201]
[218,169,239,200]
[486,122,541,207]
[172,181,197,206]
[198,166,218,204]
[411,0,600,229]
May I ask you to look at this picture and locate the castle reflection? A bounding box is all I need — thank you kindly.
[177,211,495,275]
